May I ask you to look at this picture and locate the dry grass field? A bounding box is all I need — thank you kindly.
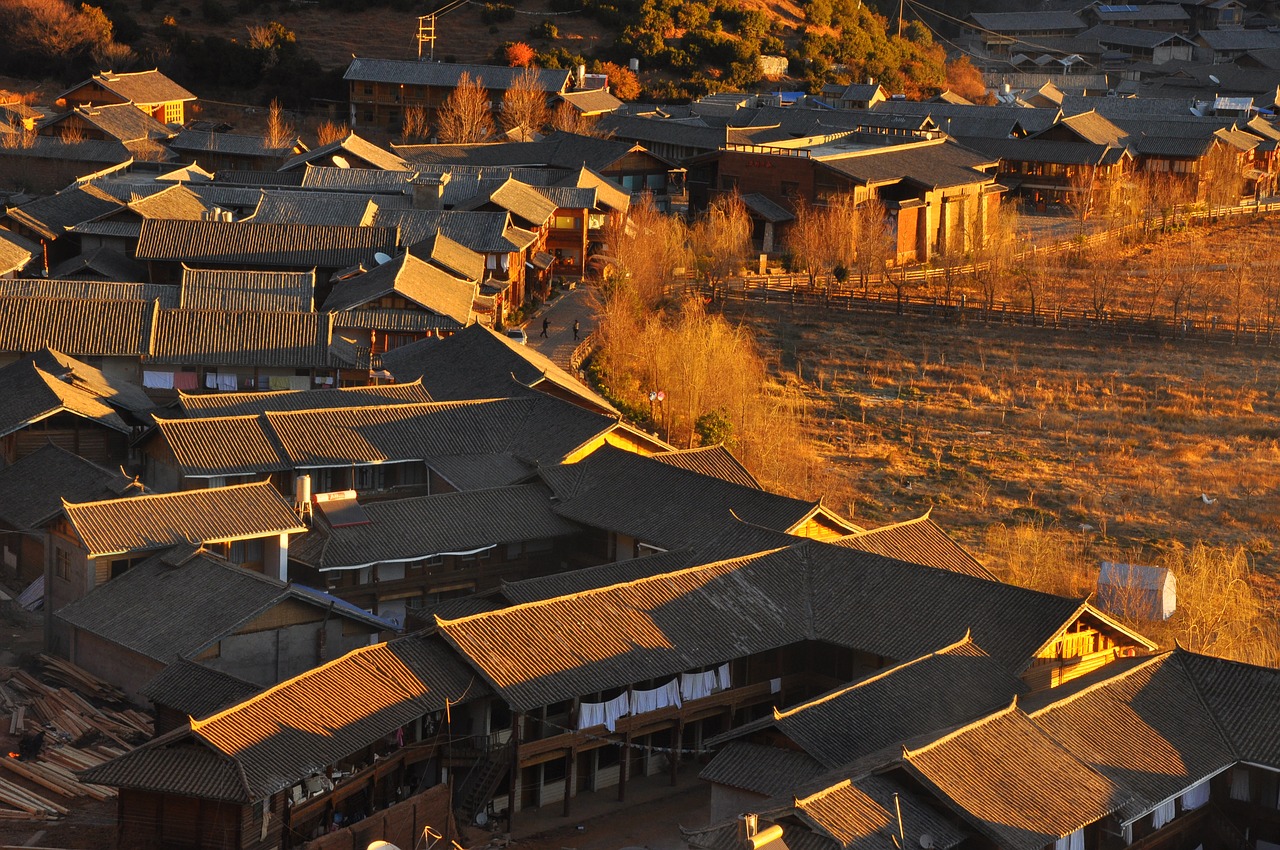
[727,300,1280,592]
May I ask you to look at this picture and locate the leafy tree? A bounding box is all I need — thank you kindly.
[505,41,535,67]
[592,61,641,100]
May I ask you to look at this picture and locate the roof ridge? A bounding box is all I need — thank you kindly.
[774,630,977,721]
[436,545,795,626]
[840,510,934,539]
[901,697,1020,758]
[1170,650,1248,761]
[793,777,852,808]
[63,478,273,509]
[1023,652,1170,718]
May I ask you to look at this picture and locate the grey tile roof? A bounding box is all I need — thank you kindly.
[408,229,486,281]
[834,515,994,580]
[815,140,997,190]
[1079,23,1190,50]
[179,380,432,418]
[50,102,173,143]
[323,251,477,325]
[56,547,372,662]
[0,296,154,357]
[146,309,340,368]
[0,443,136,530]
[0,136,131,165]
[290,483,580,570]
[279,133,409,172]
[0,355,137,441]
[1199,28,1280,51]
[698,742,824,795]
[965,137,1127,167]
[72,70,196,106]
[425,451,535,490]
[248,189,390,227]
[1176,649,1280,767]
[454,176,559,227]
[135,219,400,269]
[652,445,761,488]
[968,10,1085,32]
[1093,3,1186,21]
[49,247,148,282]
[901,707,1126,850]
[140,659,262,719]
[373,208,536,252]
[179,267,316,312]
[0,277,173,305]
[542,445,837,550]
[168,129,299,158]
[499,548,697,605]
[556,88,624,114]
[82,632,482,802]
[331,307,467,332]
[0,227,38,274]
[380,323,616,414]
[345,58,570,94]
[397,132,642,173]
[1026,652,1236,822]
[5,182,123,240]
[713,638,1026,769]
[741,192,794,223]
[63,481,306,558]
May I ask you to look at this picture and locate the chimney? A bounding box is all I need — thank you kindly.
[411,172,451,210]
[577,63,586,89]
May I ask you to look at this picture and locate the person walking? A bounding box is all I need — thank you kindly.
[540,317,549,338]
[573,319,580,341]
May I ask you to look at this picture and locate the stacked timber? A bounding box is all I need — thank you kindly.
[0,656,153,820]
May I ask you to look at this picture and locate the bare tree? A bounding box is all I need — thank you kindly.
[785,199,828,286]
[1203,140,1245,221]
[436,72,495,144]
[264,98,294,150]
[315,120,348,146]
[1066,164,1101,244]
[855,199,890,295]
[690,191,751,294]
[973,202,1019,311]
[500,68,550,137]
[602,192,689,307]
[551,102,601,136]
[400,104,429,144]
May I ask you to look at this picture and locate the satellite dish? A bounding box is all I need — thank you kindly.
[920,834,935,849]
[332,154,351,169]
[474,811,489,827]
[374,251,393,265]
[367,843,403,850]
[1210,74,1221,85]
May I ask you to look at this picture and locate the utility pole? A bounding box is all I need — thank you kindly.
[417,14,435,61]
[897,0,904,38]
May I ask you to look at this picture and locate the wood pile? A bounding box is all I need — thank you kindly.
[0,655,154,821]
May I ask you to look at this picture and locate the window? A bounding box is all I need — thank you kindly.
[163,102,182,124]
[55,549,70,581]
[781,181,800,198]
[553,214,578,230]
[587,213,607,230]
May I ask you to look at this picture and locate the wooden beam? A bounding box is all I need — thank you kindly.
[509,711,521,835]
[618,733,630,802]
[562,749,573,818]
[669,720,682,786]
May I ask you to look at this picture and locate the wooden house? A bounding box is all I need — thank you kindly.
[0,228,38,277]
[47,481,307,651]
[344,58,570,132]
[54,545,388,701]
[57,69,196,125]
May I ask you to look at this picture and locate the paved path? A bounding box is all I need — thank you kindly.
[526,286,596,368]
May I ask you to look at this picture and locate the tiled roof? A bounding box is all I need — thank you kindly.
[298,164,415,192]
[0,443,135,530]
[78,69,196,105]
[436,546,807,710]
[168,129,298,158]
[0,136,131,165]
[652,445,761,489]
[833,514,995,580]
[374,208,537,253]
[78,732,251,802]
[1094,4,1186,21]
[380,323,617,414]
[135,219,400,269]
[63,481,306,558]
[542,445,850,549]
[290,484,580,570]
[48,247,149,282]
[53,102,173,143]
[408,229,486,281]
[248,189,386,227]
[179,267,316,312]
[455,176,559,226]
[345,58,570,93]
[1199,28,1280,51]
[713,638,1026,769]
[147,309,338,368]
[140,659,262,719]
[901,706,1126,850]
[0,358,127,439]
[331,307,466,332]
[179,380,431,418]
[57,546,386,663]
[499,548,696,605]
[152,395,622,477]
[0,227,38,274]
[697,742,823,795]
[1171,650,1280,768]
[279,133,409,172]
[425,451,536,491]
[323,251,476,325]
[5,182,122,240]
[25,347,156,415]
[968,10,1085,32]
[0,296,154,357]
[557,88,624,114]
[1079,23,1189,50]
[741,192,794,223]
[965,137,1126,167]
[815,139,997,190]
[185,633,480,799]
[1026,653,1235,822]
[152,414,291,476]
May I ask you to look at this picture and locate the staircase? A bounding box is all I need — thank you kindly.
[455,745,510,825]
